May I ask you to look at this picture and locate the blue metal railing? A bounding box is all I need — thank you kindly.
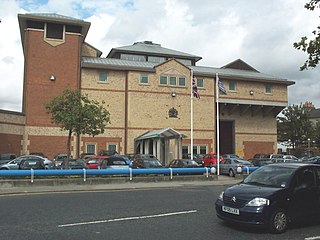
[0,166,258,183]
[0,167,216,182]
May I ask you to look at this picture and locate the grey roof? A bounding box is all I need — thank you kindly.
[135,128,187,141]
[22,13,82,22]
[309,108,320,118]
[107,41,202,62]
[82,56,294,85]
[18,13,91,53]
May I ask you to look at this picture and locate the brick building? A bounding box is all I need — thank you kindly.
[0,13,294,164]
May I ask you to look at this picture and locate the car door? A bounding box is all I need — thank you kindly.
[219,159,228,174]
[289,166,319,220]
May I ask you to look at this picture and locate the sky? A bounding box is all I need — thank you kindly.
[0,0,319,112]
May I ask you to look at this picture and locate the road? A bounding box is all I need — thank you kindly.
[0,184,319,240]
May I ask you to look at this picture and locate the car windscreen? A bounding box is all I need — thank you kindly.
[243,165,295,188]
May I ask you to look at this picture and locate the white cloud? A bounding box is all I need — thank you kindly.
[0,0,320,111]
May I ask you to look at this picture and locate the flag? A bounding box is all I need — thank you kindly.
[217,75,227,95]
[192,77,200,99]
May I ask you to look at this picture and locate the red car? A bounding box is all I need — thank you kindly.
[86,156,109,169]
[202,153,223,167]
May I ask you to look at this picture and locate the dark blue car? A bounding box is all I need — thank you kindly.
[215,163,320,233]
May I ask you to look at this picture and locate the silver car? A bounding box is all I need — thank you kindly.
[219,158,254,177]
[0,155,52,170]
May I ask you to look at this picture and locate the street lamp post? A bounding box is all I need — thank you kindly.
[307,138,311,158]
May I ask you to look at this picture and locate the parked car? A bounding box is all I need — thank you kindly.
[215,163,320,233]
[202,153,223,167]
[249,158,273,167]
[1,155,51,170]
[132,158,163,168]
[166,159,203,168]
[53,154,71,168]
[19,157,46,170]
[99,156,131,170]
[307,156,320,164]
[60,159,88,169]
[221,154,244,160]
[80,152,96,161]
[133,154,157,161]
[85,156,109,169]
[99,150,118,156]
[182,153,204,166]
[218,158,254,177]
[0,153,17,164]
[0,157,24,170]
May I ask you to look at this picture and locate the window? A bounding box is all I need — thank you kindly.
[148,56,166,63]
[46,23,64,40]
[199,146,207,154]
[108,144,117,152]
[169,76,177,86]
[193,146,197,155]
[86,143,96,155]
[265,84,272,94]
[140,74,149,84]
[99,71,107,82]
[120,54,146,62]
[229,81,236,91]
[197,78,204,88]
[178,77,186,86]
[182,146,189,157]
[160,75,167,85]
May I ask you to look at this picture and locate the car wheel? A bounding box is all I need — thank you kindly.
[269,208,288,234]
[228,169,235,177]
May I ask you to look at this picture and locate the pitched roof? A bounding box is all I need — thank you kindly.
[18,13,91,52]
[221,59,259,72]
[82,56,294,85]
[106,41,202,62]
[135,128,187,141]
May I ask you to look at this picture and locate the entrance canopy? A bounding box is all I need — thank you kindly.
[135,128,187,141]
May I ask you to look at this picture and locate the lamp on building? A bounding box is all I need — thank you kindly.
[249,90,254,95]
[49,75,56,81]
[171,92,177,97]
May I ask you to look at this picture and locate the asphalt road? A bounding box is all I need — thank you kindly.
[0,184,320,240]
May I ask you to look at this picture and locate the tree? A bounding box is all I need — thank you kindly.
[277,103,314,149]
[45,89,110,165]
[293,0,320,70]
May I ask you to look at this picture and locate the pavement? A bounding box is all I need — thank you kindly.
[0,174,244,195]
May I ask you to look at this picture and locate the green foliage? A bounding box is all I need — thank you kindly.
[277,104,314,148]
[45,89,110,159]
[293,0,320,70]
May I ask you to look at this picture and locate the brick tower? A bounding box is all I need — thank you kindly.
[17,13,90,155]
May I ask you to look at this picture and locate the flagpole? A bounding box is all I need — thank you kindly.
[216,73,220,176]
[190,69,194,160]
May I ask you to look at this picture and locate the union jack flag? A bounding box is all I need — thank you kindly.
[192,77,200,99]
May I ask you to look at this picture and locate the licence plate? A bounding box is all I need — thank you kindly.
[222,206,240,215]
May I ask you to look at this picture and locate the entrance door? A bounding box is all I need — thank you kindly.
[218,121,234,154]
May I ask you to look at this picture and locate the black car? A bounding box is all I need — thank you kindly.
[215,163,320,233]
[60,159,88,169]
[132,158,163,168]
[19,158,45,170]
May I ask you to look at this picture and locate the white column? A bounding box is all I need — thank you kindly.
[175,138,179,159]
[153,139,157,157]
[157,139,161,161]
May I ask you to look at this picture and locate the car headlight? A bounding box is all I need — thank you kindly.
[218,191,224,201]
[246,197,270,206]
